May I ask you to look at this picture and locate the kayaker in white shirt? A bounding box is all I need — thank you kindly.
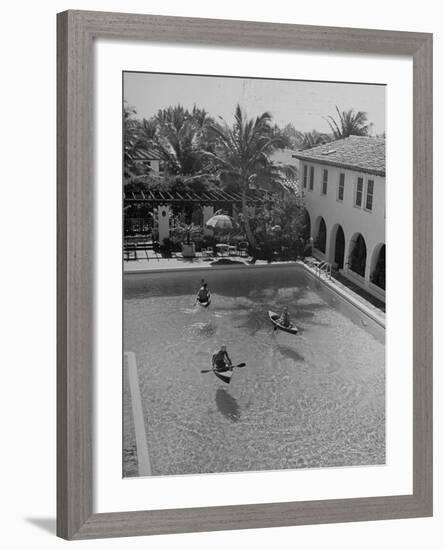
[279,306,291,328]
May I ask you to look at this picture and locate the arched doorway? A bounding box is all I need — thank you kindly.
[371,244,386,289]
[315,217,327,253]
[348,233,367,277]
[333,225,345,269]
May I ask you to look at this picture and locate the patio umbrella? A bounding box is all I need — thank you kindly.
[205,214,233,231]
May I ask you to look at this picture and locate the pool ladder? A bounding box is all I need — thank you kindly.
[316,261,332,280]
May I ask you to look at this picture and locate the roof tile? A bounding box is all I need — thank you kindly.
[293,136,385,176]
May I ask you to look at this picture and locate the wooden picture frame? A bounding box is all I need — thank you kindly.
[57,10,433,540]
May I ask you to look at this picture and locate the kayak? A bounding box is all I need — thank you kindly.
[268,310,298,335]
[213,366,233,384]
[200,362,245,380]
[197,299,211,308]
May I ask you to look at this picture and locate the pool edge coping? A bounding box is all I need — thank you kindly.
[125,351,152,477]
[299,263,386,329]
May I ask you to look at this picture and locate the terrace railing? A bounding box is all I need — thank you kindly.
[316,261,332,280]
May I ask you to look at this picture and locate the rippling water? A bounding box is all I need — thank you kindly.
[124,266,385,476]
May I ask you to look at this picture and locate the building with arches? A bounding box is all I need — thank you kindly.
[293,136,386,302]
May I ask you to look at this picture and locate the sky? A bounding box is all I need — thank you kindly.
[124,72,386,135]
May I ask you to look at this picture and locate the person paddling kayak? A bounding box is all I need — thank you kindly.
[278,306,291,328]
[196,281,211,305]
[212,345,232,372]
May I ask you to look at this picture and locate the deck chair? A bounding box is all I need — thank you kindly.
[238,241,249,257]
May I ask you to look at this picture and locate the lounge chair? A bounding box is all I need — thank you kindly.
[238,241,249,257]
[215,244,230,257]
[202,247,214,258]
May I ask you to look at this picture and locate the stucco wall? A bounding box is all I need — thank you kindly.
[301,160,385,298]
[149,159,160,173]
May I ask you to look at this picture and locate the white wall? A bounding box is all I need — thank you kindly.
[302,161,386,297]
[157,205,171,242]
[0,1,441,550]
[150,159,161,173]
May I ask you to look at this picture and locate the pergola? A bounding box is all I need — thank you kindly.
[123,187,266,206]
[124,188,270,241]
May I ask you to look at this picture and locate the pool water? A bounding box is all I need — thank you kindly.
[124,265,385,476]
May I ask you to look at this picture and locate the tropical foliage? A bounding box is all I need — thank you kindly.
[123,102,216,185]
[349,234,367,277]
[200,104,287,248]
[325,106,370,139]
[371,245,386,290]
[123,100,376,257]
[123,104,144,179]
[299,130,331,150]
[250,194,307,261]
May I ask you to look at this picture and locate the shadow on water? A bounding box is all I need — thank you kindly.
[124,266,311,300]
[125,268,333,331]
[216,388,241,422]
[275,344,305,363]
[230,298,329,336]
[233,307,270,335]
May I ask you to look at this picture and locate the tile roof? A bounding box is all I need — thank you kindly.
[292,136,385,176]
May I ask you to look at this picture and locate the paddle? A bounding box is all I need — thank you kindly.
[200,362,246,374]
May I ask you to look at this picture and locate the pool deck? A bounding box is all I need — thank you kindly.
[124,251,253,272]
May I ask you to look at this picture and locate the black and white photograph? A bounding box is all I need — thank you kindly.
[1,0,438,545]
[122,71,386,478]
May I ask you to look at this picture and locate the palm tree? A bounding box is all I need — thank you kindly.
[202,104,284,249]
[325,107,370,139]
[123,103,143,177]
[124,103,166,180]
[151,105,216,176]
[124,104,219,182]
[300,130,331,150]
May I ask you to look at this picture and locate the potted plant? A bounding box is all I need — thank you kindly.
[181,226,196,258]
[171,222,201,258]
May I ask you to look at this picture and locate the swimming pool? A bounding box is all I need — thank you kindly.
[123,264,385,477]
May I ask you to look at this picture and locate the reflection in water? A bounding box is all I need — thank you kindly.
[216,388,241,422]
